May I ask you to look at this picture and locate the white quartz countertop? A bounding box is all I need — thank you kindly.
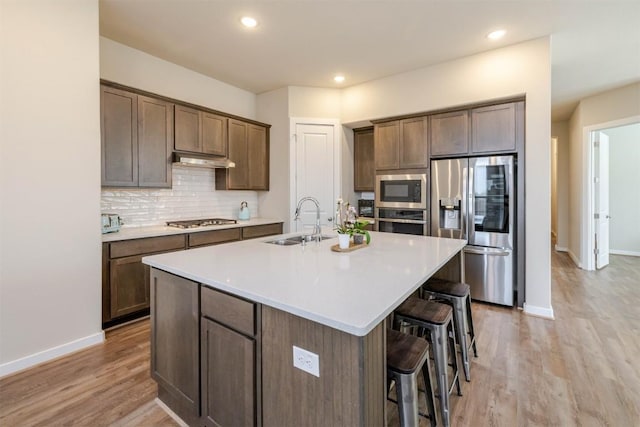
[102,218,283,242]
[143,231,466,336]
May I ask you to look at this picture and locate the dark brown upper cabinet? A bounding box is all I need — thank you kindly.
[399,117,429,168]
[430,110,469,157]
[353,127,374,192]
[216,119,269,191]
[374,121,399,170]
[138,95,173,187]
[471,103,517,154]
[430,102,521,158]
[101,85,173,188]
[374,117,428,170]
[174,105,228,157]
[101,86,138,187]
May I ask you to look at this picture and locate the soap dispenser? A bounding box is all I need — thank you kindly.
[239,201,250,220]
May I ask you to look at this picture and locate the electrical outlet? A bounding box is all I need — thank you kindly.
[292,345,320,377]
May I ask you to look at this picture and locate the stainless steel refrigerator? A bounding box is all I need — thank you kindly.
[431,156,515,306]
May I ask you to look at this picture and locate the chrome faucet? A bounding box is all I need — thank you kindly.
[294,196,322,239]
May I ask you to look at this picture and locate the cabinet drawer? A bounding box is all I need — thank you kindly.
[188,228,242,248]
[201,286,255,336]
[110,234,186,258]
[242,223,283,240]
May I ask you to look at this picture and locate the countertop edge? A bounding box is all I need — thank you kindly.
[102,218,284,242]
[144,236,467,337]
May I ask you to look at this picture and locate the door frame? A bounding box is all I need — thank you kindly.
[582,115,640,270]
[289,117,342,233]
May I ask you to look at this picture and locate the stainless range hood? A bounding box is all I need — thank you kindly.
[173,152,235,169]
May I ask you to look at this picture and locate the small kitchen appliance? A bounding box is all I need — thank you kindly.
[238,201,250,220]
[101,213,122,234]
[357,199,374,218]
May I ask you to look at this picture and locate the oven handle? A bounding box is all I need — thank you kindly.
[376,218,426,225]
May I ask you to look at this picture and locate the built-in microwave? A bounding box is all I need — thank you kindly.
[375,173,427,210]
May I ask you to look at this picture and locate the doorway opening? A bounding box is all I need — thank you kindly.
[584,116,640,270]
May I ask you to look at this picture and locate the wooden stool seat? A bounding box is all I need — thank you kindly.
[386,329,436,427]
[423,277,470,297]
[396,297,451,325]
[387,328,429,374]
[423,277,478,383]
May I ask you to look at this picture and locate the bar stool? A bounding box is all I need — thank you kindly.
[386,328,437,427]
[422,278,477,382]
[394,297,462,427]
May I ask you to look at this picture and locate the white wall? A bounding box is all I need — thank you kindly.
[341,38,553,316]
[100,37,256,119]
[0,0,103,374]
[603,123,640,254]
[257,87,291,231]
[551,120,570,250]
[340,127,358,209]
[288,86,342,119]
[568,82,640,266]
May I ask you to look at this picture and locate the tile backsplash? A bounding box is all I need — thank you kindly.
[101,165,259,227]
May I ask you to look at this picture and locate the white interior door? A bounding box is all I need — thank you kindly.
[294,123,335,233]
[594,131,610,269]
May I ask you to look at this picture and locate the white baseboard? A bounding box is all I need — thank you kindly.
[554,245,568,252]
[155,398,189,427]
[610,249,640,257]
[0,331,104,378]
[567,250,582,268]
[523,303,555,320]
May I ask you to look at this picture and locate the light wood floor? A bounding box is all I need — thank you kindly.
[1,251,639,426]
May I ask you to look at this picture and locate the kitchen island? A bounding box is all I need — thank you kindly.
[143,231,466,426]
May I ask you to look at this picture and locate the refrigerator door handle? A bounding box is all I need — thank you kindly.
[462,165,468,240]
[464,246,511,256]
[466,166,473,242]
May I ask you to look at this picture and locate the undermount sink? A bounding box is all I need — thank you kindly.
[266,238,300,246]
[266,235,334,246]
[285,235,333,243]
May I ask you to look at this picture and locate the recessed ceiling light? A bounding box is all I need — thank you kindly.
[334,75,345,83]
[241,16,257,28]
[487,29,506,40]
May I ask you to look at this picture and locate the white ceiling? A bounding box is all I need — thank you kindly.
[99,1,640,121]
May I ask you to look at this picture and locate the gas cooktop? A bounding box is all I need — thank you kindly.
[166,218,237,229]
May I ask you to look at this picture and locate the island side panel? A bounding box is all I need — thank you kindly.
[150,268,200,426]
[261,306,385,427]
[362,320,386,426]
[432,251,463,282]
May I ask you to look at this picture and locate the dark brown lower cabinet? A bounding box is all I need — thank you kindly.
[103,225,283,329]
[109,254,149,318]
[103,234,187,327]
[201,318,256,427]
[150,269,200,426]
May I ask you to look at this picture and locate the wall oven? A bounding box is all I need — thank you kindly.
[375,173,427,209]
[376,208,429,236]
